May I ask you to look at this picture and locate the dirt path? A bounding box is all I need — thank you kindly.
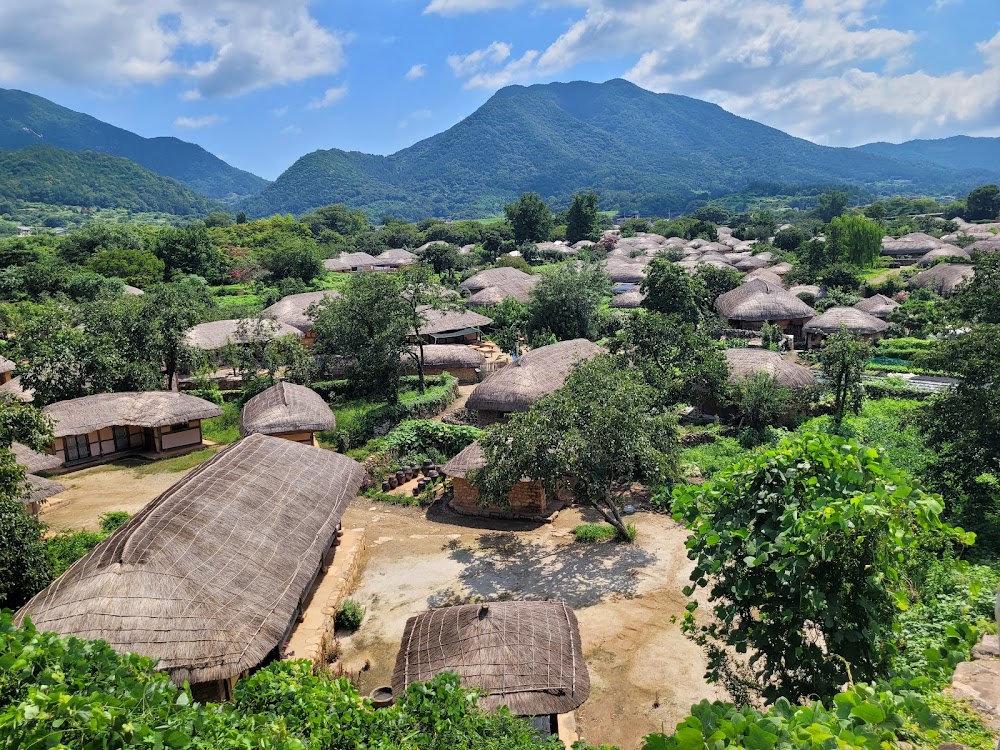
[433,384,476,422]
[336,501,723,749]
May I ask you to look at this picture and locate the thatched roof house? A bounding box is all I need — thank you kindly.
[609,290,645,309]
[715,279,816,339]
[460,268,535,294]
[0,376,33,402]
[0,355,15,385]
[882,232,942,257]
[603,256,649,283]
[324,252,379,273]
[185,318,304,351]
[16,433,366,699]
[402,344,485,384]
[854,294,899,319]
[262,291,340,336]
[13,440,65,514]
[725,349,816,389]
[804,307,888,348]
[918,245,970,266]
[13,441,62,474]
[393,601,590,717]
[967,239,1000,254]
[22,475,66,515]
[788,284,825,301]
[44,391,223,467]
[734,255,769,272]
[466,339,602,425]
[123,285,145,296]
[239,382,334,444]
[377,248,418,268]
[743,268,784,286]
[910,263,975,296]
[416,307,493,344]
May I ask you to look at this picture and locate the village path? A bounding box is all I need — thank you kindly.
[335,500,724,750]
[432,383,477,422]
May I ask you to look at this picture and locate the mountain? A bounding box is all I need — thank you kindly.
[0,145,217,215]
[243,79,993,220]
[0,89,268,200]
[856,136,1000,175]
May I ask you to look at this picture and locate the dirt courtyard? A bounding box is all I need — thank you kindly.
[337,501,725,750]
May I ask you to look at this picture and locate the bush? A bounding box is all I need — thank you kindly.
[99,511,129,533]
[571,523,618,542]
[335,598,366,631]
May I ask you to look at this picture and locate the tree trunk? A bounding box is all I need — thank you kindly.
[417,338,426,393]
[593,496,630,540]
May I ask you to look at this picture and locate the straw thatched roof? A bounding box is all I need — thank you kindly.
[262,291,340,333]
[324,252,379,272]
[417,307,493,337]
[854,294,899,319]
[967,239,1000,254]
[918,245,971,266]
[13,442,62,474]
[239,382,334,438]
[378,248,418,266]
[442,441,485,479]
[26,475,65,504]
[715,279,816,322]
[0,376,33,402]
[15,433,366,687]
[910,263,975,296]
[392,601,590,716]
[467,339,602,414]
[788,284,825,300]
[804,307,888,335]
[609,290,645,309]
[0,355,14,374]
[44,391,223,438]
[603,256,649,283]
[725,349,817,389]
[403,344,485,369]
[460,268,535,293]
[743,269,784,286]
[185,318,304,350]
[734,256,769,271]
[882,232,942,256]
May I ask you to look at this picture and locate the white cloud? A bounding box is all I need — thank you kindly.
[405,63,427,80]
[398,107,433,128]
[447,41,512,77]
[0,0,347,98]
[281,124,302,135]
[929,0,960,10]
[425,0,522,15]
[173,114,222,128]
[307,85,348,109]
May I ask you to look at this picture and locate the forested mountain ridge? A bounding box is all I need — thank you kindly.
[0,145,217,215]
[857,135,1000,175]
[0,88,268,200]
[242,79,992,220]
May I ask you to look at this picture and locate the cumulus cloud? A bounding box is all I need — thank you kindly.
[425,0,523,15]
[307,85,348,109]
[0,0,346,98]
[281,124,302,135]
[173,114,222,128]
[405,63,427,80]
[447,41,512,76]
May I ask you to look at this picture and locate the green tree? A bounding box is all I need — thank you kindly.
[421,242,462,276]
[526,263,608,341]
[145,281,214,389]
[504,192,553,244]
[203,211,233,228]
[673,432,967,703]
[966,184,1000,221]
[481,297,527,355]
[827,214,883,268]
[400,265,454,392]
[949,252,1000,324]
[87,247,165,288]
[887,290,944,337]
[299,203,370,238]
[819,327,872,427]
[153,225,225,282]
[641,257,701,323]
[731,372,791,431]
[565,190,600,244]
[816,190,850,222]
[693,265,742,307]
[311,273,410,402]
[258,235,323,283]
[477,356,679,539]
[772,226,810,253]
[58,222,147,265]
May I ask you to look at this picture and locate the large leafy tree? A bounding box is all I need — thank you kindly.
[949,252,1000,324]
[827,214,883,268]
[565,190,600,244]
[399,265,454,392]
[640,257,701,324]
[693,264,742,308]
[145,281,214,390]
[815,190,850,223]
[311,272,411,402]
[504,192,553,245]
[673,432,967,703]
[152,225,225,282]
[526,262,608,341]
[819,327,871,427]
[477,356,679,538]
[257,235,324,283]
[86,248,165,288]
[966,184,1000,221]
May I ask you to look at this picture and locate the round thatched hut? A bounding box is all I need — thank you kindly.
[609,289,645,309]
[184,318,304,352]
[16,433,367,701]
[402,344,486,384]
[0,355,14,386]
[917,245,970,266]
[376,248,418,268]
[459,267,536,294]
[804,307,888,348]
[853,294,899,320]
[323,252,379,273]
[239,382,334,444]
[715,279,816,341]
[262,290,341,344]
[725,348,816,389]
[742,268,784,286]
[0,376,33,402]
[909,263,975,297]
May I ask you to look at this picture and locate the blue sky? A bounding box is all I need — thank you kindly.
[0,0,997,180]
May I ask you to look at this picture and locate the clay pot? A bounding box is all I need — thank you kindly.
[381,480,391,492]
[370,687,394,708]
[427,469,439,481]
[395,470,406,484]
[417,479,427,491]
[403,468,413,482]
[387,475,398,489]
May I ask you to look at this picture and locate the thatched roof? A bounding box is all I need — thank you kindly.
[725,349,817,389]
[882,232,942,256]
[0,376,33,402]
[262,291,340,333]
[239,382,334,437]
[417,307,493,337]
[323,252,379,272]
[967,239,1000,254]
[26,475,65,504]
[0,355,14,374]
[603,256,649,283]
[734,256,769,271]
[910,263,975,296]
[13,442,62,474]
[185,318,304,350]
[804,307,888,335]
[15,433,366,687]
[769,262,793,276]
[44,391,223,438]
[609,290,645,309]
[465,273,540,306]
[918,245,971,266]
[403,344,485,369]
[854,294,899,319]
[378,248,418,266]
[392,601,590,716]
[743,268,784,286]
[467,339,602,414]
[788,284,825,300]
[442,441,485,479]
[715,279,816,322]
[460,268,535,293]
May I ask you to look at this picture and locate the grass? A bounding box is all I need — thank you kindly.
[127,447,220,476]
[571,523,618,543]
[315,272,353,292]
[680,435,746,480]
[202,402,241,444]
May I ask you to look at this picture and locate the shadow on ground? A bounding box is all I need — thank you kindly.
[428,531,657,609]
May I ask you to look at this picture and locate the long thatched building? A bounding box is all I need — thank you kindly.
[239,381,335,444]
[402,344,486,384]
[804,307,889,348]
[262,290,340,345]
[724,348,817,389]
[853,294,899,320]
[43,391,223,468]
[910,263,975,297]
[16,433,366,700]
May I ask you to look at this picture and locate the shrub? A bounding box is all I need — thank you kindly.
[99,511,129,533]
[571,523,618,542]
[335,599,366,631]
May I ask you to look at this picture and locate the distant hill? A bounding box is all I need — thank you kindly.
[856,136,1000,176]
[243,79,992,220]
[0,89,268,200]
[0,145,217,215]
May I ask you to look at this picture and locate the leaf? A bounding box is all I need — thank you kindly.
[850,702,887,725]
